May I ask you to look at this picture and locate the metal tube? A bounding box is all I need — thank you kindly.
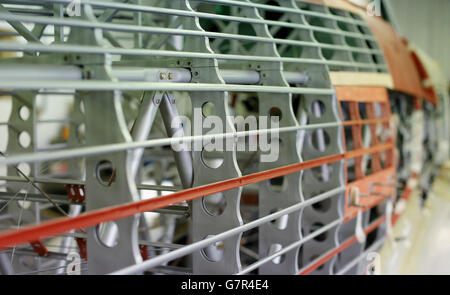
[220,69,260,85]
[0,64,307,85]
[109,186,345,274]
[111,68,192,83]
[0,122,340,167]
[129,91,159,178]
[159,93,193,188]
[0,191,71,204]
[0,80,334,95]
[0,175,181,192]
[0,42,388,70]
[0,65,82,80]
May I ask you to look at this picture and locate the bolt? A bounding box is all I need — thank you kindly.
[168,72,174,80]
[159,72,166,80]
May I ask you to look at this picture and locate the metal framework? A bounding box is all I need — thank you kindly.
[0,0,446,275]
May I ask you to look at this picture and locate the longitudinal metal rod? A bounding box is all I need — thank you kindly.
[110,186,345,274]
[44,0,369,28]
[0,13,382,55]
[0,79,332,95]
[0,65,309,85]
[0,191,71,204]
[0,122,340,166]
[0,13,383,55]
[60,231,186,249]
[0,175,181,191]
[38,0,376,41]
[0,42,387,70]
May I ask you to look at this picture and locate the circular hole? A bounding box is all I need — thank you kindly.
[312,198,332,212]
[269,209,288,230]
[19,106,30,121]
[311,129,330,151]
[268,244,285,264]
[201,235,224,262]
[269,176,288,193]
[202,102,216,117]
[96,160,115,186]
[17,162,31,176]
[201,145,224,169]
[18,131,31,148]
[310,100,326,118]
[310,222,328,242]
[269,107,282,121]
[202,192,227,216]
[96,221,119,248]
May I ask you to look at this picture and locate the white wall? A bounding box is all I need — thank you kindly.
[384,0,450,82]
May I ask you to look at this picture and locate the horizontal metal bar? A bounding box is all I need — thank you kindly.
[0,175,84,185]
[0,79,333,94]
[0,248,69,260]
[0,64,81,80]
[0,13,382,56]
[0,191,71,204]
[36,119,74,124]
[111,187,344,274]
[152,205,189,216]
[138,240,185,250]
[36,144,69,152]
[0,121,340,166]
[0,42,388,70]
[43,0,374,41]
[0,214,13,221]
[3,65,308,85]
[0,175,181,192]
[0,192,189,213]
[147,265,192,275]
[60,231,186,249]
